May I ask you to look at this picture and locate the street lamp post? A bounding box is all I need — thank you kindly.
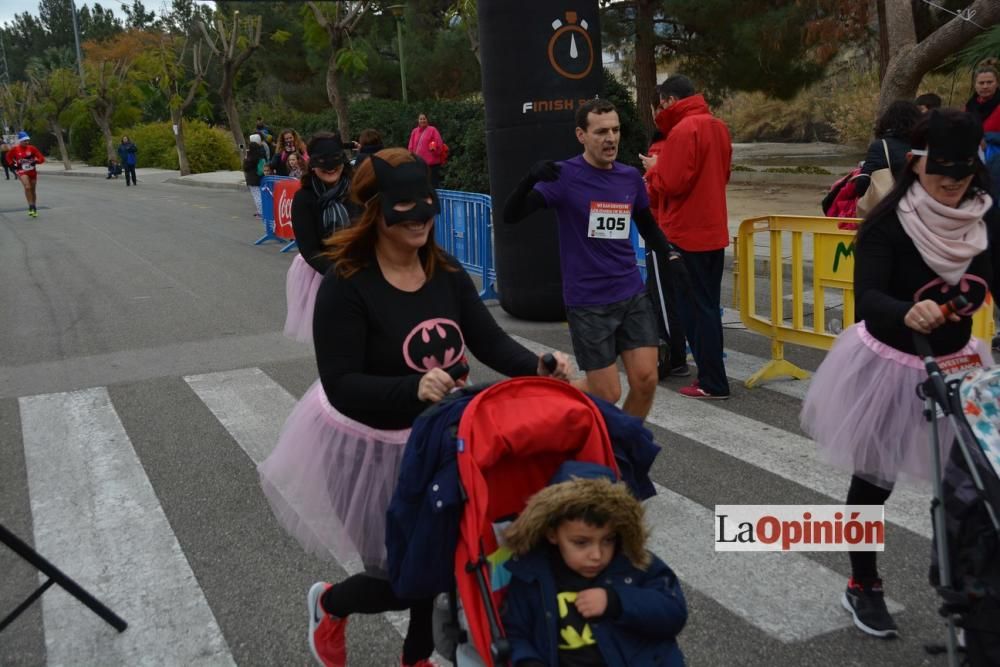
[70,0,85,88]
[388,5,408,104]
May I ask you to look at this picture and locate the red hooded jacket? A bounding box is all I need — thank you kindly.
[646,94,731,252]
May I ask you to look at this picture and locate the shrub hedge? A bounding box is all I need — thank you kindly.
[81,120,241,173]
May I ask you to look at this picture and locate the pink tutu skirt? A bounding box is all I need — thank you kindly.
[258,380,411,573]
[801,322,993,488]
[284,254,323,343]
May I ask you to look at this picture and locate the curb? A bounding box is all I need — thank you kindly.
[37,169,110,179]
[164,177,247,192]
[729,171,836,188]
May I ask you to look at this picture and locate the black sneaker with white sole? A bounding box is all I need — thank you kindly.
[842,577,898,638]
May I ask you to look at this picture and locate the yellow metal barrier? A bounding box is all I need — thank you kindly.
[736,215,996,388]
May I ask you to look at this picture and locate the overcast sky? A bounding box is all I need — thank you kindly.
[0,0,215,29]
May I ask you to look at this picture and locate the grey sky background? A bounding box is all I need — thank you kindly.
[0,1,215,29]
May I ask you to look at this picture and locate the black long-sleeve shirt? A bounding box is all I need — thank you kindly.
[313,256,539,429]
[855,210,1000,356]
[291,184,360,274]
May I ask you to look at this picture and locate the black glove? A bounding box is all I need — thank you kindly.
[528,160,561,183]
[667,248,692,294]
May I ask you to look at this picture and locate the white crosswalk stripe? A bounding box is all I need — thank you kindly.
[17,388,235,666]
[6,338,935,663]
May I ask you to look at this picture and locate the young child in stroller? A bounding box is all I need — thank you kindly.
[501,461,687,667]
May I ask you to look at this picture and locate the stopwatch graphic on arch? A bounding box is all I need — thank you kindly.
[547,11,594,80]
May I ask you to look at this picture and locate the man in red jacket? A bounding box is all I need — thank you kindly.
[642,75,732,399]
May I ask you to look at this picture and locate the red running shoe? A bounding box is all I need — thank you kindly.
[679,383,729,400]
[308,582,348,666]
[401,659,440,667]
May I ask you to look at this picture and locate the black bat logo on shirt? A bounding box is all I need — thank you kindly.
[402,318,466,372]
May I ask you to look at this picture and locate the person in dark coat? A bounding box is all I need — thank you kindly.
[855,100,922,197]
[352,128,384,169]
[502,462,687,667]
[0,142,12,180]
[243,134,268,217]
[117,135,138,186]
[967,63,1000,202]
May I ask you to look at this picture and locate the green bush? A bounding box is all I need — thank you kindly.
[762,165,831,175]
[111,120,241,173]
[68,113,104,163]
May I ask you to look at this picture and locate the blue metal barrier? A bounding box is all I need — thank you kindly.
[254,176,296,247]
[435,189,498,300]
[630,224,647,281]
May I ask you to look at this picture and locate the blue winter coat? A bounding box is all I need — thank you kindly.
[386,391,661,601]
[117,141,137,166]
[502,547,687,667]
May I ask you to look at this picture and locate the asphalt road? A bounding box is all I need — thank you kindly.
[0,172,962,667]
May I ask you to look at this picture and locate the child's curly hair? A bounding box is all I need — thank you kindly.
[503,476,651,570]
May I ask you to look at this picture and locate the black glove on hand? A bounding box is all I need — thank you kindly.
[528,160,561,183]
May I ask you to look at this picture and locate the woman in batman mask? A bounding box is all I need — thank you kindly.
[259,148,573,667]
[802,110,1000,639]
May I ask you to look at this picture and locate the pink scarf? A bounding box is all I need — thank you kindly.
[896,181,992,286]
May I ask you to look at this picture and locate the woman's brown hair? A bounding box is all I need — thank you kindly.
[278,128,307,153]
[323,147,455,279]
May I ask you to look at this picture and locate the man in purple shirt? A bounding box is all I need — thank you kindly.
[504,99,673,420]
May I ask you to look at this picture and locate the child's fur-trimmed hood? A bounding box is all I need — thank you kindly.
[503,465,651,570]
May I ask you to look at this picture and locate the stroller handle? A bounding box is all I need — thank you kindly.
[446,362,470,382]
[912,295,971,414]
[541,352,557,374]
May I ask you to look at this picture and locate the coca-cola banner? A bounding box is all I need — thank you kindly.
[478,0,601,321]
[273,179,300,240]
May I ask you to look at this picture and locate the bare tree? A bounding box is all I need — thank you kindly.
[306,1,371,140]
[198,11,261,151]
[86,59,133,164]
[157,34,213,175]
[878,0,1000,116]
[28,67,78,169]
[447,0,480,64]
[0,81,34,133]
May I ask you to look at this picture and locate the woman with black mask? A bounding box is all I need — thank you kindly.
[802,110,998,639]
[283,133,360,343]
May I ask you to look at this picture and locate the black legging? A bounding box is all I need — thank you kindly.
[321,573,434,663]
[124,164,137,185]
[846,474,893,581]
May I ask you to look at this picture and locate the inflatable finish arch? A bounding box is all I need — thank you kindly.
[477,0,602,321]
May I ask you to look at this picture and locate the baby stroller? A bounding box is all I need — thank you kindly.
[915,334,1000,667]
[385,374,660,666]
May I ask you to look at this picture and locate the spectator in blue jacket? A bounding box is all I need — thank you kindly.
[117,136,138,187]
[501,462,687,667]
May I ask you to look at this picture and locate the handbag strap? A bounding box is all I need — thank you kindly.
[881,139,893,182]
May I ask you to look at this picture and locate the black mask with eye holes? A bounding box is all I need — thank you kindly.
[371,155,440,226]
[915,110,984,180]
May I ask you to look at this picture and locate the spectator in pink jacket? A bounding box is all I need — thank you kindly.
[407,113,444,188]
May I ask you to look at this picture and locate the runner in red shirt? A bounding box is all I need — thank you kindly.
[5,131,45,218]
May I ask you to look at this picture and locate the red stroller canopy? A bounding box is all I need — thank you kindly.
[454,377,619,666]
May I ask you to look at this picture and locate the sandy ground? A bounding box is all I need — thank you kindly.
[726,182,830,235]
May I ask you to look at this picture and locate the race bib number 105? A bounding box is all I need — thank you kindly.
[588,202,631,239]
